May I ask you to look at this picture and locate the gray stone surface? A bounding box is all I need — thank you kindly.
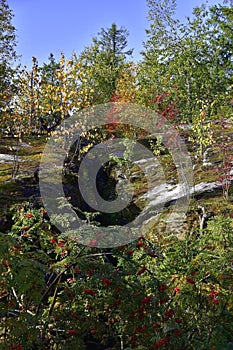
[0,154,22,163]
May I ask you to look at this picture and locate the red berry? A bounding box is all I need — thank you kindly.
[58,239,65,247]
[136,239,143,248]
[159,284,167,291]
[153,337,169,348]
[101,278,112,287]
[137,265,147,275]
[88,240,97,247]
[174,329,182,336]
[212,298,220,305]
[84,289,97,296]
[2,259,9,267]
[175,318,182,324]
[164,309,174,319]
[209,291,219,298]
[186,277,195,284]
[67,329,77,336]
[159,298,168,304]
[11,345,22,350]
[111,298,121,309]
[141,296,152,304]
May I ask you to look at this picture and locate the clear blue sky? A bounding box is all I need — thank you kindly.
[8,0,221,67]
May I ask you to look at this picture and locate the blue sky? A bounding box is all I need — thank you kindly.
[8,0,221,67]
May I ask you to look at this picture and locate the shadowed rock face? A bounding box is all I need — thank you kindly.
[62,150,225,235]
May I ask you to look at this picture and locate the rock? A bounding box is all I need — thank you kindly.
[20,142,32,148]
[0,154,22,163]
[191,181,220,194]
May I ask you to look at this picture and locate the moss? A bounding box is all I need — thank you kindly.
[193,167,218,184]
[1,128,233,238]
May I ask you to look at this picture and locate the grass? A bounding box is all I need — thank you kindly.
[0,135,46,182]
[0,135,46,223]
